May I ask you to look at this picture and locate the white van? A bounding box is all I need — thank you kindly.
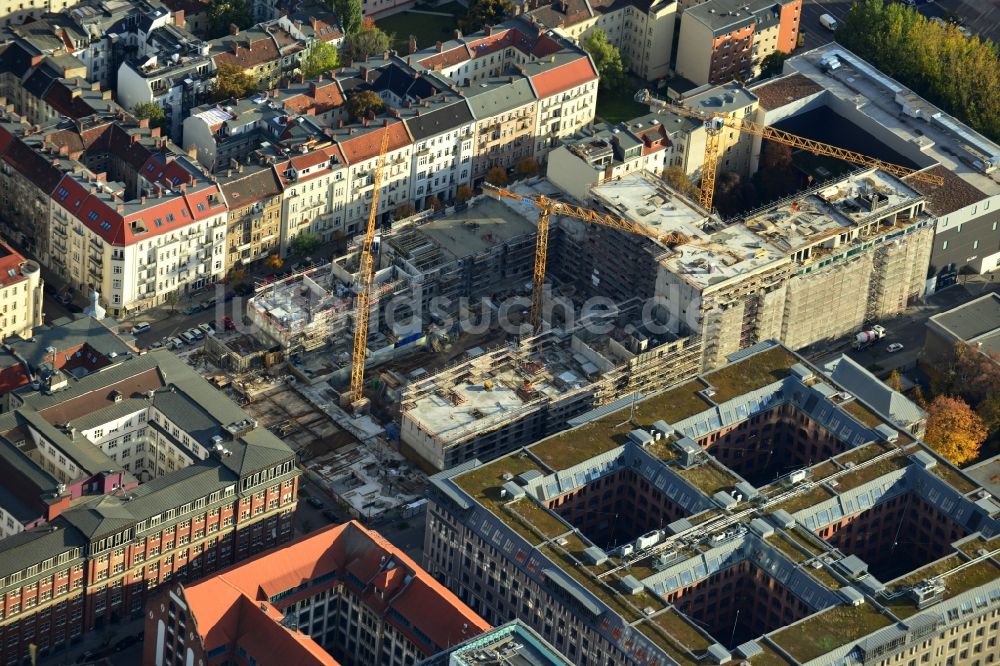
[819,13,839,30]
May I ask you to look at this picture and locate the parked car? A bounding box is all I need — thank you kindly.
[167,336,184,349]
[223,315,237,331]
[132,322,151,334]
[322,509,339,522]
[887,343,904,353]
[186,327,204,341]
[198,322,214,336]
[819,13,839,30]
[183,303,203,315]
[307,497,323,509]
[148,341,164,350]
[180,330,198,345]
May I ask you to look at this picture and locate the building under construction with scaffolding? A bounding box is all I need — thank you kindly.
[400,321,702,471]
[581,169,934,369]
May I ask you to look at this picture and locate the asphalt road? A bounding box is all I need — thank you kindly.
[807,280,1000,377]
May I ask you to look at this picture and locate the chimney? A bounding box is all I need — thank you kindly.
[298,73,305,83]
[90,81,99,91]
[150,127,161,138]
[383,51,389,60]
[229,23,240,36]
[436,41,443,53]
[95,172,106,182]
[454,29,462,39]
[102,90,112,100]
[174,9,185,28]
[141,196,146,204]
[408,36,417,54]
[337,119,344,128]
[138,118,150,129]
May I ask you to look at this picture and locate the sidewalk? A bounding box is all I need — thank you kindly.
[40,614,145,666]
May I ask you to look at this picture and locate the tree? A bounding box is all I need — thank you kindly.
[331,0,363,35]
[456,184,474,203]
[911,383,927,408]
[754,141,799,201]
[662,165,700,200]
[394,202,416,220]
[836,0,1000,142]
[583,29,626,95]
[460,0,512,33]
[265,254,284,270]
[943,342,1000,407]
[212,64,258,102]
[886,369,903,392]
[425,195,443,211]
[713,171,758,217]
[346,90,384,120]
[133,102,167,130]
[208,0,253,40]
[924,395,987,466]
[289,232,321,256]
[163,289,182,313]
[341,24,391,64]
[485,166,508,187]
[301,41,340,78]
[515,157,538,178]
[759,51,790,79]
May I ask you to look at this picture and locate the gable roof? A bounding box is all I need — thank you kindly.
[824,355,926,427]
[334,120,411,164]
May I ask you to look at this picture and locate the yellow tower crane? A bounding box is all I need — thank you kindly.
[483,185,690,332]
[347,123,393,409]
[634,89,945,211]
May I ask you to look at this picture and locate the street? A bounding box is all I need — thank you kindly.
[806,278,1000,377]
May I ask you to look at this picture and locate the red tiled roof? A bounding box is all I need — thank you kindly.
[529,56,597,98]
[0,240,29,288]
[282,80,345,116]
[418,44,473,70]
[213,37,281,71]
[181,521,489,661]
[336,121,411,164]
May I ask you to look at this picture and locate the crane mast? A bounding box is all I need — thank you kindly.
[347,123,392,408]
[634,89,944,211]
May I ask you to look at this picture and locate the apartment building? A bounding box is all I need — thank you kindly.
[425,341,1000,666]
[219,166,284,267]
[143,521,490,666]
[0,241,42,341]
[408,20,598,164]
[525,0,679,81]
[0,342,300,665]
[676,0,801,86]
[0,111,230,316]
[755,45,1000,287]
[546,114,680,201]
[276,143,349,252]
[209,24,304,91]
[465,77,537,184]
[399,95,475,209]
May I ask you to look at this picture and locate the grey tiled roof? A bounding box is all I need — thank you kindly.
[824,355,926,428]
[0,520,86,579]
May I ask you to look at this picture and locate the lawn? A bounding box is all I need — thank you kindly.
[596,93,648,125]
[376,2,464,53]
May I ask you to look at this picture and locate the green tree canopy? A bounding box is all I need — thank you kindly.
[132,102,167,130]
[836,0,1000,142]
[289,232,321,256]
[208,0,253,40]
[212,64,258,101]
[583,29,626,95]
[341,24,392,64]
[460,0,513,33]
[346,90,384,120]
[758,51,789,79]
[331,0,363,35]
[301,41,341,78]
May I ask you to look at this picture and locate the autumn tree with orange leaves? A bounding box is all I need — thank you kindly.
[924,395,986,466]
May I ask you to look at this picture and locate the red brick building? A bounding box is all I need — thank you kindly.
[143,521,490,666]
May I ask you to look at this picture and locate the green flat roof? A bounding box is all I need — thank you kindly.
[771,603,893,663]
[701,346,798,402]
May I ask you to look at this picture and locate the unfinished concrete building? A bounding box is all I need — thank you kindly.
[400,321,702,471]
[247,265,357,352]
[579,169,934,368]
[382,196,540,318]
